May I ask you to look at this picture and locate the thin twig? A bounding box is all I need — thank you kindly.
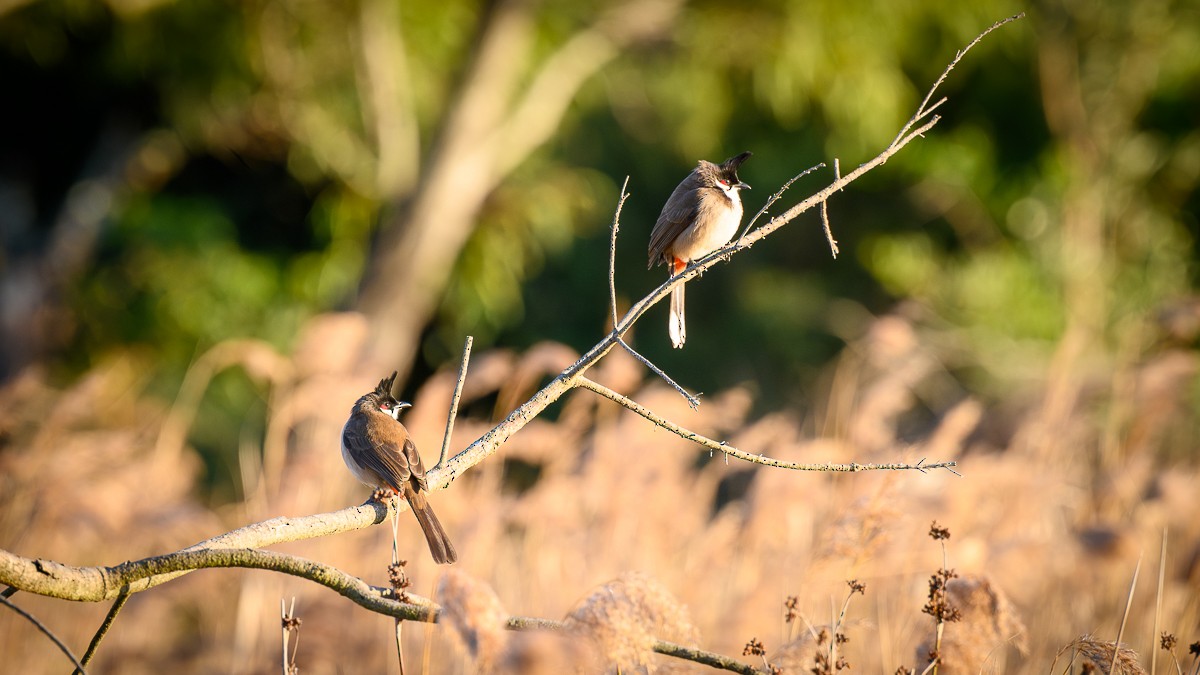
[609,176,631,328]
[437,335,474,468]
[575,376,957,474]
[892,12,1025,148]
[738,163,825,241]
[618,337,699,408]
[76,585,131,673]
[0,594,87,674]
[820,198,838,258]
[504,616,766,674]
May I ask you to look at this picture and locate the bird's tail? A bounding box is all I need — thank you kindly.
[406,488,458,564]
[669,258,686,348]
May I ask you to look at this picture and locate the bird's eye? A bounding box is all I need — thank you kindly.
[380,403,390,411]
[719,179,730,186]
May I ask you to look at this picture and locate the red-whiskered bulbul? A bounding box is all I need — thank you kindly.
[341,372,458,564]
[647,151,751,348]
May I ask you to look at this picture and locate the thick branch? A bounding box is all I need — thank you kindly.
[0,500,391,601]
[3,544,764,673]
[0,546,438,621]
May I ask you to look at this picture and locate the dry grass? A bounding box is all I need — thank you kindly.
[2,310,1199,673]
[1058,635,1148,675]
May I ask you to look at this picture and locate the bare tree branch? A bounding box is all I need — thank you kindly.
[437,335,474,468]
[75,586,130,674]
[607,175,699,406]
[0,594,88,673]
[821,197,838,258]
[575,377,957,474]
[738,163,825,241]
[618,338,700,408]
[504,616,768,674]
[608,177,632,328]
[892,12,1025,148]
[4,545,767,673]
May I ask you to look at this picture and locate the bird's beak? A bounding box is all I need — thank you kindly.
[737,181,750,190]
[398,401,413,410]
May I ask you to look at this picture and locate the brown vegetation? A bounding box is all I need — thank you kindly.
[2,306,1198,673]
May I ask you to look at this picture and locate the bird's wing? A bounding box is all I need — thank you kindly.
[402,437,430,492]
[343,419,413,491]
[648,180,701,268]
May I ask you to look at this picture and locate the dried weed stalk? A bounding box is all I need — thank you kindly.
[770,581,864,675]
[280,597,302,675]
[917,522,961,675]
[914,575,1026,674]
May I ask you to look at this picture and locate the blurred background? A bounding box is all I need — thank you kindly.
[2,0,1199,672]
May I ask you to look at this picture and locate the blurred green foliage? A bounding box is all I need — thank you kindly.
[3,0,1199,489]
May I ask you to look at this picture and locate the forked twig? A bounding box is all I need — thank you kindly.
[892,12,1025,149]
[607,176,700,407]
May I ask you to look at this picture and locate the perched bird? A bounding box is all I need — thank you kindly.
[341,372,458,564]
[647,151,751,348]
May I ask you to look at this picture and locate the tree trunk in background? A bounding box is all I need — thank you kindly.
[355,0,679,383]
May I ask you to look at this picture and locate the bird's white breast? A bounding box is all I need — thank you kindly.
[672,190,743,262]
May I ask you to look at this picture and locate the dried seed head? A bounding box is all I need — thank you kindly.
[563,572,699,674]
[1071,635,1148,675]
[916,575,1028,674]
[437,569,510,671]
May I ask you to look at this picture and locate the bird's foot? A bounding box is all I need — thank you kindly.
[371,487,397,502]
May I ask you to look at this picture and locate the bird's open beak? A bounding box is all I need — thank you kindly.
[398,401,412,410]
[737,181,751,190]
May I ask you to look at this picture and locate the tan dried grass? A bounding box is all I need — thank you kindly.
[4,311,1200,674]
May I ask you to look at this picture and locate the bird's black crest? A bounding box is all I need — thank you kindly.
[720,151,752,178]
[374,371,398,399]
